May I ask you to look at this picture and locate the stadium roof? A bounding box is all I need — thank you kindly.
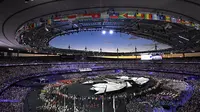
[0,0,200,52]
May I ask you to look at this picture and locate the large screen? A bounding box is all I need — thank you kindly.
[141,55,152,60]
[141,54,162,60]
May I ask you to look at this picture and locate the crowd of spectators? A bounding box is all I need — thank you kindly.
[177,80,200,112]
[0,58,200,111]
[0,86,31,112]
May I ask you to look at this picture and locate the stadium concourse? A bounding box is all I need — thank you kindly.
[1,0,200,112]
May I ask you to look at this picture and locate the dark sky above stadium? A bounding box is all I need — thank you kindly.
[50,31,171,52]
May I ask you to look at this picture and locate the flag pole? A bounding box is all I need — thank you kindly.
[102,95,104,112]
[113,96,116,112]
[74,95,76,112]
[102,85,107,112]
[64,96,65,112]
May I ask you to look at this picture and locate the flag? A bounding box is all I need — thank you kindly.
[145,13,152,20]
[92,13,101,18]
[61,16,68,21]
[190,22,195,27]
[141,13,145,19]
[126,12,136,19]
[176,18,182,23]
[78,13,100,19]
[79,14,93,19]
[54,17,62,22]
[136,13,145,19]
[47,18,52,25]
[165,16,171,22]
[153,14,159,20]
[127,14,136,19]
[101,12,109,19]
[67,15,77,19]
[185,21,190,26]
[25,24,29,30]
[171,17,177,23]
[119,13,128,18]
[181,19,185,24]
[195,24,200,29]
[109,13,119,19]
[159,15,166,21]
[67,15,77,22]
[29,23,35,29]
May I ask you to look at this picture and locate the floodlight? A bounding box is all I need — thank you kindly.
[109,30,114,34]
[102,30,106,34]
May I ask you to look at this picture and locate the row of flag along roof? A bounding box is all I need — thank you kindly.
[16,12,199,35]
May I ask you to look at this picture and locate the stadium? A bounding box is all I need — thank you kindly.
[0,0,200,112]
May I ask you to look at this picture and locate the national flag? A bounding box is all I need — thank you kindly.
[54,17,62,22]
[141,13,145,19]
[165,16,171,22]
[136,13,145,19]
[61,16,68,21]
[153,14,159,20]
[171,17,177,23]
[159,15,166,21]
[101,12,109,19]
[195,24,200,29]
[176,18,182,23]
[67,15,77,22]
[78,13,100,19]
[25,24,29,30]
[127,14,136,19]
[91,13,101,18]
[29,23,35,29]
[67,15,77,19]
[181,19,185,24]
[119,13,128,18]
[79,14,93,19]
[145,13,152,20]
[47,18,52,25]
[109,13,119,19]
[190,22,195,27]
[185,21,190,26]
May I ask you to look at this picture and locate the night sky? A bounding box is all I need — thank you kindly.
[50,31,171,52]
